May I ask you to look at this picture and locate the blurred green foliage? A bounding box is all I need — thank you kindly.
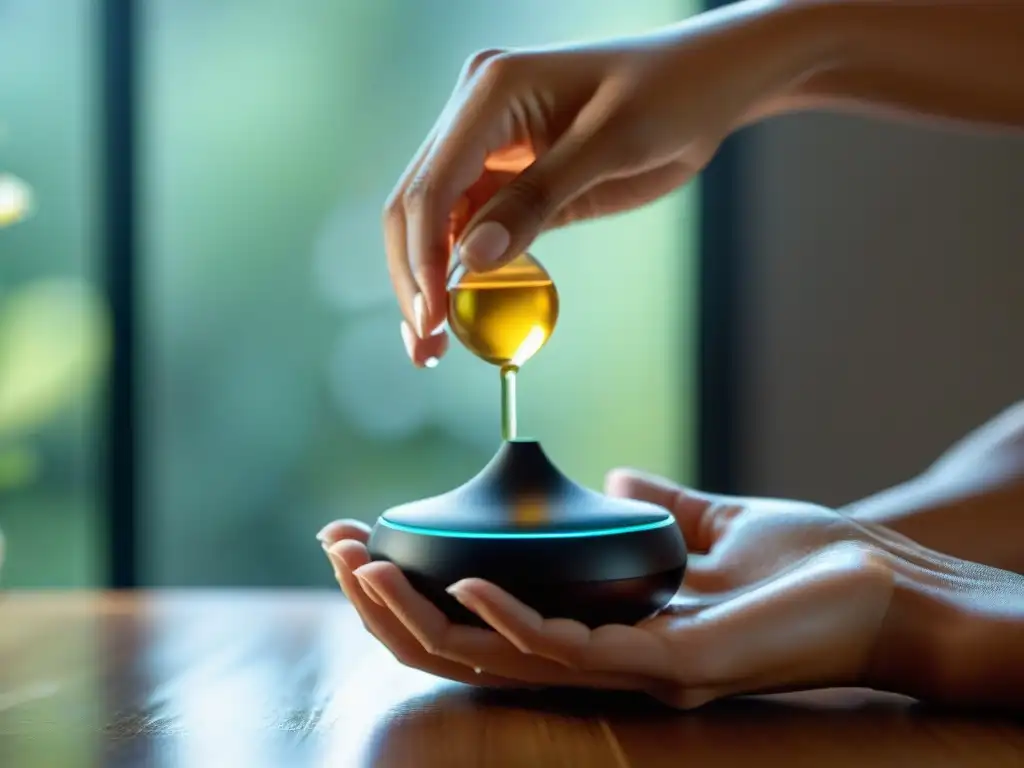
[0,278,108,587]
[0,0,105,588]
[0,279,109,448]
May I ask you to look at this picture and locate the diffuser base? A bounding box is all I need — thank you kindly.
[367,439,688,628]
[405,567,684,629]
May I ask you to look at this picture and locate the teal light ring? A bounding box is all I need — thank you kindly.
[377,516,674,539]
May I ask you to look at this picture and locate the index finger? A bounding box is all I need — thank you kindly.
[383,50,510,337]
[400,58,522,333]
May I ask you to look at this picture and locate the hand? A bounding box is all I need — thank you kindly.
[319,470,943,709]
[385,1,825,366]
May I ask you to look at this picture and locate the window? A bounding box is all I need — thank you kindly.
[3,0,719,589]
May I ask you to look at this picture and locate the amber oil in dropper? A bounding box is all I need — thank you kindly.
[447,252,559,441]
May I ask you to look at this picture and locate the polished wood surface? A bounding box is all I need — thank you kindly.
[0,591,1021,767]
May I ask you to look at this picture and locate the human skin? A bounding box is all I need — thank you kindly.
[381,0,1024,366]
[318,404,1024,709]
[844,401,1024,575]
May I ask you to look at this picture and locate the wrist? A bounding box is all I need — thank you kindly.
[863,564,958,700]
[842,470,1024,575]
[726,1,852,124]
[867,553,1024,706]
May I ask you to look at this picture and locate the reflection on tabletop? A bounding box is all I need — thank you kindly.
[1,591,1022,768]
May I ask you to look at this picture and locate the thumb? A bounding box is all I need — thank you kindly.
[604,468,726,554]
[454,129,611,272]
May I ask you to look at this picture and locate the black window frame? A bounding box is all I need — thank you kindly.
[100,0,138,588]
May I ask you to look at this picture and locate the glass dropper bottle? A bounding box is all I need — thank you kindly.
[446,252,559,441]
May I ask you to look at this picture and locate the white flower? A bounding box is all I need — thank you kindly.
[0,173,33,229]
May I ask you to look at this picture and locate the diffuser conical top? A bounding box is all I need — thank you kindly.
[379,439,674,537]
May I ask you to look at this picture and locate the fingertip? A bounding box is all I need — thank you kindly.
[328,539,372,572]
[680,554,724,592]
[406,328,449,368]
[604,467,679,500]
[317,519,371,547]
[352,568,387,607]
[447,579,530,622]
[605,468,706,507]
[352,560,397,587]
[445,577,489,601]
[603,467,642,497]
[455,221,512,272]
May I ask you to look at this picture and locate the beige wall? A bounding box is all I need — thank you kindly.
[736,113,1024,506]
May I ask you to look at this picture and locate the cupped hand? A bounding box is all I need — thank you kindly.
[319,471,922,709]
[386,2,821,367]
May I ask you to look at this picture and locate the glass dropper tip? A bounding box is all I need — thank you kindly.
[500,364,518,441]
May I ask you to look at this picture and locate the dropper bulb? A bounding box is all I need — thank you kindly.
[447,252,559,368]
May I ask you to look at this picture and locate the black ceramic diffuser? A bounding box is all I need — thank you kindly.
[367,254,687,627]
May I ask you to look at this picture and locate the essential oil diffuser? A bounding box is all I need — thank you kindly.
[367,253,687,628]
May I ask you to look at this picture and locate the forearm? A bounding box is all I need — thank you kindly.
[873,556,1024,708]
[755,1,1024,131]
[841,402,1024,573]
[842,473,1024,574]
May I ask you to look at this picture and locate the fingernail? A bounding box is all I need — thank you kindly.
[412,293,428,338]
[459,221,510,269]
[315,525,333,544]
[445,584,468,603]
[424,356,439,369]
[400,321,416,361]
[355,572,386,607]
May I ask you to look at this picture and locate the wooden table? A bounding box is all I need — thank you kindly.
[0,592,1021,767]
